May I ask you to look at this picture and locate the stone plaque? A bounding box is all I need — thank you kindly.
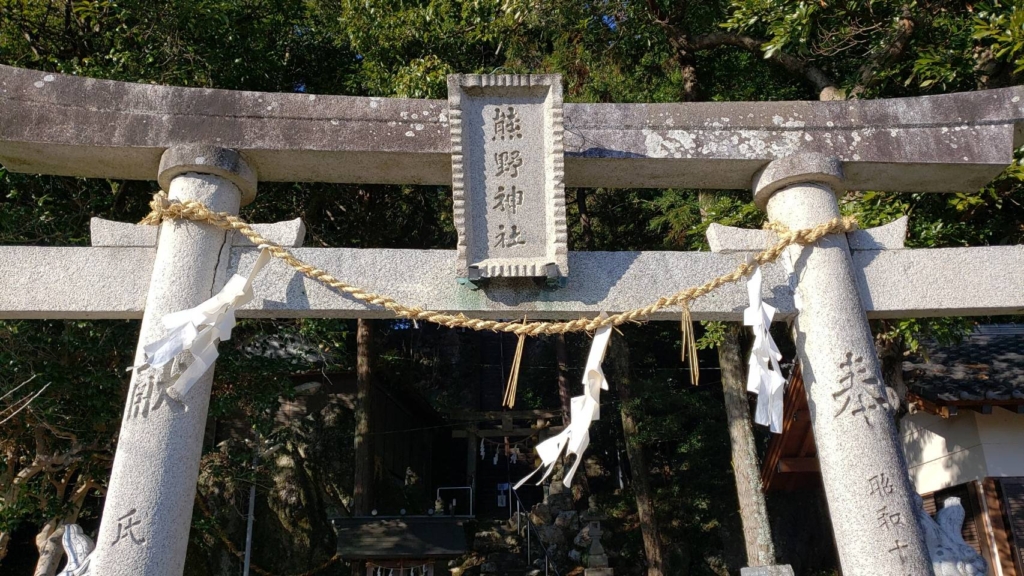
[448,74,567,282]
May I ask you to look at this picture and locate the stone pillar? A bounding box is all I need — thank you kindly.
[92,146,256,576]
[752,154,931,576]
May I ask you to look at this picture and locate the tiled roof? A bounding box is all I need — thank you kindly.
[903,325,1024,403]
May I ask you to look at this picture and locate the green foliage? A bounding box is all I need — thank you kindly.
[723,0,824,59]
[906,12,977,91]
[975,0,1024,75]
[0,319,136,531]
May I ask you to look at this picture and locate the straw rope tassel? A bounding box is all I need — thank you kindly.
[502,319,528,408]
[680,302,700,385]
[140,192,857,336]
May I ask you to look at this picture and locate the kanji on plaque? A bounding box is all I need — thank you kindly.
[493,186,524,214]
[492,106,522,141]
[494,151,523,178]
[493,224,526,248]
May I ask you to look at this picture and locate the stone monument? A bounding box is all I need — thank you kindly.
[2,66,1024,576]
[581,504,612,576]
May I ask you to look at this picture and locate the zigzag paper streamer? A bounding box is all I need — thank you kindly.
[515,313,612,490]
[132,248,272,401]
[743,265,787,433]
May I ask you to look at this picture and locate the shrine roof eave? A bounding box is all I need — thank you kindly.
[1,64,1021,193]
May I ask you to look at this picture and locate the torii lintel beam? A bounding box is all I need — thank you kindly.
[1,64,1022,193]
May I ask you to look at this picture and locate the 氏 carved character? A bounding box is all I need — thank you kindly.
[112,508,145,546]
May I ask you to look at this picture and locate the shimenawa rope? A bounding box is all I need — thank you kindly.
[141,192,857,337]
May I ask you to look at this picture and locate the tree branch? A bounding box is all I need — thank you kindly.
[849,7,917,98]
[690,32,838,97]
[645,0,700,101]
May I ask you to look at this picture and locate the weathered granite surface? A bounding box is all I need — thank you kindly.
[1,244,1022,320]
[89,217,306,247]
[158,144,257,205]
[739,566,794,576]
[1,64,1021,192]
[755,155,931,574]
[91,168,242,576]
[706,216,908,253]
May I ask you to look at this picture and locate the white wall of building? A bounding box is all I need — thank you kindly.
[901,409,1024,494]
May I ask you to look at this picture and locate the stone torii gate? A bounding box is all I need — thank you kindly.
[2,65,1024,576]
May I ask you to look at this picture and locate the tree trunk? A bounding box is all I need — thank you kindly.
[878,336,908,419]
[576,190,594,251]
[34,517,65,576]
[554,334,572,425]
[719,324,776,566]
[610,338,667,576]
[697,190,776,566]
[353,318,374,516]
[33,479,92,576]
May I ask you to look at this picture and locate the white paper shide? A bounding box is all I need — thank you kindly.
[515,315,613,489]
[132,249,272,401]
[744,265,787,433]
